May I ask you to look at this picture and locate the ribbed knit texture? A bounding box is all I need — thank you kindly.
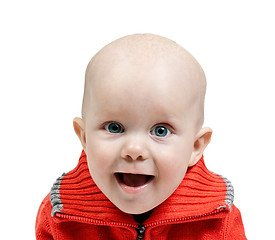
[54,151,136,224]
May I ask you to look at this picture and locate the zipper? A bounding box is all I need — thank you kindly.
[143,207,226,229]
[56,206,225,239]
[57,212,144,239]
[56,212,137,228]
[57,212,147,239]
[136,224,146,240]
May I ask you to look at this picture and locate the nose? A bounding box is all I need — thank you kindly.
[120,136,149,161]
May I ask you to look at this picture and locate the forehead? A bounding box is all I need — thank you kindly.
[89,56,194,117]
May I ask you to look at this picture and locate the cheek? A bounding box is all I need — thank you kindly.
[155,140,193,179]
[85,137,116,171]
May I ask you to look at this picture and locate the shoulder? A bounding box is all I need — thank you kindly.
[223,204,247,239]
[35,193,54,238]
[36,193,52,221]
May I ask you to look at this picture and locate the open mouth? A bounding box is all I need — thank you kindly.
[115,173,154,188]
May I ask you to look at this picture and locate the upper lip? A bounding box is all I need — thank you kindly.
[114,171,155,176]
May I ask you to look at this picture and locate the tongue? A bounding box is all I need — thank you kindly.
[122,174,149,187]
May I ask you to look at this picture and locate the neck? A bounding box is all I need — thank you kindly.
[132,209,154,224]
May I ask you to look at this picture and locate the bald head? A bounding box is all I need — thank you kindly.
[82,33,206,129]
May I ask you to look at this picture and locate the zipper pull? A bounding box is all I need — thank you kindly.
[136,224,146,240]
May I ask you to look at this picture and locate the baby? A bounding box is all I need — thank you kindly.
[36,34,246,239]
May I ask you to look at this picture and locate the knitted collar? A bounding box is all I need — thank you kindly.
[51,150,234,226]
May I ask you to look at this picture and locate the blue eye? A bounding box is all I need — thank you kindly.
[105,122,123,134]
[152,126,170,137]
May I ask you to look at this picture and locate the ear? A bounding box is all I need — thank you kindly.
[73,117,86,152]
[189,127,212,167]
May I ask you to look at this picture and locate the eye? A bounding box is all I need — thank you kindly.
[152,125,171,137]
[105,122,123,134]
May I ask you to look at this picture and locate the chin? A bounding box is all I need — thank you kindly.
[116,203,155,215]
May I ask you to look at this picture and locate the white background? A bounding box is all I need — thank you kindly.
[1,1,274,239]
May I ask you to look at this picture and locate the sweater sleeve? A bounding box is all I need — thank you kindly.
[35,194,54,240]
[224,204,246,240]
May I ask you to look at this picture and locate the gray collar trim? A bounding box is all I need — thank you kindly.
[221,175,234,211]
[50,173,66,217]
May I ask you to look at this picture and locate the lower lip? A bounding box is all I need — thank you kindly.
[116,175,154,194]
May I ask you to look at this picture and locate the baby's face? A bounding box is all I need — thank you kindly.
[81,51,202,214]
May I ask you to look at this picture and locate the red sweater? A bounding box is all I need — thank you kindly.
[36,151,246,239]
